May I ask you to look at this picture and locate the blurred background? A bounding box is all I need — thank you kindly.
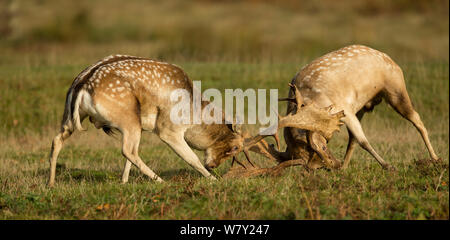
[0,0,448,63]
[0,0,448,141]
[0,1,448,220]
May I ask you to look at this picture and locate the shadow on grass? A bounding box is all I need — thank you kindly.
[159,169,201,182]
[412,158,449,176]
[36,164,204,183]
[35,161,215,185]
[36,163,119,183]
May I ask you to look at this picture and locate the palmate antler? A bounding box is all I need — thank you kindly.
[224,84,344,178]
[241,84,344,163]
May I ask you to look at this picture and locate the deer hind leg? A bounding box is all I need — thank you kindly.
[342,113,393,170]
[48,125,73,187]
[121,127,163,182]
[121,160,132,183]
[158,130,216,180]
[341,111,365,170]
[384,87,439,161]
[122,107,157,183]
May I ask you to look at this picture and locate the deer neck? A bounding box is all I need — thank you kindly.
[184,123,233,150]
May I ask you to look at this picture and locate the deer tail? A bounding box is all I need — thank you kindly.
[61,85,86,133]
[72,90,86,131]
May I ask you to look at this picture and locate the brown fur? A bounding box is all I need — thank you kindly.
[254,45,440,171]
[48,54,245,186]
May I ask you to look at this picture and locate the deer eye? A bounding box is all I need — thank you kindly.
[225,146,240,155]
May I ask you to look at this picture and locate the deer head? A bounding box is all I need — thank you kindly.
[204,124,245,170]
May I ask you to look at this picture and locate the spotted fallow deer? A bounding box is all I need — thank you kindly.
[250,45,440,171]
[48,54,344,186]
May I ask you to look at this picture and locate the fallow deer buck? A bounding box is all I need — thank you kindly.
[48,54,344,186]
[244,45,440,173]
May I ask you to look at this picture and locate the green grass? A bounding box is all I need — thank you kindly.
[0,0,448,220]
[0,60,448,219]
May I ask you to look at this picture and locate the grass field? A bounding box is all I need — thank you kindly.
[0,0,448,219]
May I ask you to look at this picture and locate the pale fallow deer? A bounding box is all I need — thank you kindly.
[48,54,344,186]
[245,45,440,172]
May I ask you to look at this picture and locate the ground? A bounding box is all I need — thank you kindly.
[0,0,448,219]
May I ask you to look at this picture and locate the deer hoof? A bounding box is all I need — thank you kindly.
[383,164,397,172]
[432,157,443,163]
[339,165,348,170]
[207,175,217,181]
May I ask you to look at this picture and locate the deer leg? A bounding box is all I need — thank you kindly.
[48,126,73,187]
[341,130,358,170]
[343,114,393,170]
[341,111,365,169]
[122,106,157,183]
[158,131,216,180]
[121,129,163,182]
[404,111,439,160]
[385,91,439,161]
[121,160,132,183]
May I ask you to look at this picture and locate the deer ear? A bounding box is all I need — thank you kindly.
[227,123,243,134]
[233,124,242,134]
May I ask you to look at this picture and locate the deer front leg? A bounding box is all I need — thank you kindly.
[159,130,216,180]
[341,111,365,170]
[342,114,395,170]
[341,130,358,170]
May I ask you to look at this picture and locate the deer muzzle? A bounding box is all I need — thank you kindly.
[204,162,217,170]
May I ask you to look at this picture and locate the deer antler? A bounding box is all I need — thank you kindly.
[278,84,345,140]
[238,83,344,167]
[248,138,284,162]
